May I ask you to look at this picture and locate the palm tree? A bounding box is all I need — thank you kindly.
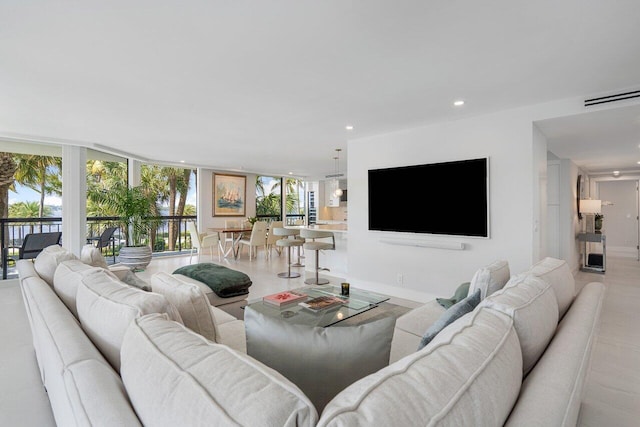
[9,201,52,218]
[0,153,18,264]
[0,153,17,220]
[9,201,53,234]
[13,154,62,218]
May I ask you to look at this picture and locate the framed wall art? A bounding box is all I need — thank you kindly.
[213,173,246,216]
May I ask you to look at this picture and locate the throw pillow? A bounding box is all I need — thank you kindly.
[80,244,109,269]
[34,245,78,286]
[468,260,510,300]
[418,288,481,351]
[436,282,471,309]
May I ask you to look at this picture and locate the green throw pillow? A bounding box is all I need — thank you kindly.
[417,288,481,351]
[436,282,471,309]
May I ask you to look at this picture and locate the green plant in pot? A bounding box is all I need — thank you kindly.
[594,213,604,231]
[98,183,160,270]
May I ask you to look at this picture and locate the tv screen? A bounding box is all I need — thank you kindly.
[368,158,489,237]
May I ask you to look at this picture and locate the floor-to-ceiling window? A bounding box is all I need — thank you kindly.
[256,175,282,222]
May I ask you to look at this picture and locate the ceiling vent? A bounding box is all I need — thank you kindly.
[584,90,640,107]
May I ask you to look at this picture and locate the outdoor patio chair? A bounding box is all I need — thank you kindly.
[87,226,118,263]
[2,231,62,279]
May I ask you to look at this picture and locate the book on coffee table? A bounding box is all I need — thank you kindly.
[263,290,308,307]
[298,295,345,312]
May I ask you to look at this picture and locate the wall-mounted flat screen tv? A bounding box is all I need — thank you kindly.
[368,157,489,237]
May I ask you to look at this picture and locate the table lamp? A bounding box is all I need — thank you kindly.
[579,199,601,233]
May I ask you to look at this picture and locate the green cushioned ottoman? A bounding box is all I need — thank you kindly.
[173,263,252,306]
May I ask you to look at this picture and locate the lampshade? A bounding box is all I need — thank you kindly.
[580,199,601,214]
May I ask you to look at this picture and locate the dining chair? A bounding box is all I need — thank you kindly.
[187,221,220,264]
[238,221,268,261]
[265,221,284,259]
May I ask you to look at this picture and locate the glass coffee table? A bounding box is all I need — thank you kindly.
[245,284,390,327]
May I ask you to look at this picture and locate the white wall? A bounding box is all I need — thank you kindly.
[593,176,640,258]
[346,98,585,302]
[532,124,548,262]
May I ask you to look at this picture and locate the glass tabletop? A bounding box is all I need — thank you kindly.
[246,284,390,327]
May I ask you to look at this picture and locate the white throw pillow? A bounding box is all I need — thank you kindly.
[526,257,576,318]
[121,314,318,427]
[76,269,182,372]
[468,259,510,299]
[34,245,78,286]
[53,259,102,318]
[80,244,109,269]
[150,272,218,342]
[318,308,522,427]
[480,274,559,374]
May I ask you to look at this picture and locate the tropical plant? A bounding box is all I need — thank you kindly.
[92,183,160,247]
[9,201,52,218]
[13,154,62,217]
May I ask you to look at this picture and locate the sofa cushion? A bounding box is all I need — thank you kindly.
[468,259,510,299]
[480,274,558,374]
[526,257,576,318]
[75,269,182,372]
[80,244,108,269]
[63,359,142,426]
[245,306,395,413]
[318,308,522,427]
[417,288,481,350]
[505,282,605,427]
[53,260,102,319]
[34,245,78,286]
[390,299,446,363]
[121,313,318,427]
[150,271,219,342]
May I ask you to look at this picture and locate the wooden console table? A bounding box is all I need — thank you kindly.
[577,232,606,273]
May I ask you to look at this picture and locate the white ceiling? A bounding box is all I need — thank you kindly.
[538,103,640,175]
[1,1,640,178]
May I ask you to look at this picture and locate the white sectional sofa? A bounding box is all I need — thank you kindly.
[18,245,604,426]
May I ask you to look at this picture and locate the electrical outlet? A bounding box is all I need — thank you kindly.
[396,273,403,285]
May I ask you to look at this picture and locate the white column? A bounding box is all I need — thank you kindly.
[62,146,87,257]
[196,167,205,231]
[128,159,141,187]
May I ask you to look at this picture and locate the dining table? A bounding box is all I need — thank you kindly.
[207,226,253,259]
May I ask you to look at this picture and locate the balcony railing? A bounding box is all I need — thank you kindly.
[1,215,197,280]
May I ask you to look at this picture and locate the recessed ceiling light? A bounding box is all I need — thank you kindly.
[613,170,620,176]
[179,160,185,163]
[637,161,640,164]
[345,125,354,131]
[453,100,465,106]
[288,172,293,175]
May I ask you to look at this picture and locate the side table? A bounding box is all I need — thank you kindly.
[577,232,605,273]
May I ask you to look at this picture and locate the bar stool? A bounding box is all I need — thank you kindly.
[274,227,304,278]
[300,229,335,285]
